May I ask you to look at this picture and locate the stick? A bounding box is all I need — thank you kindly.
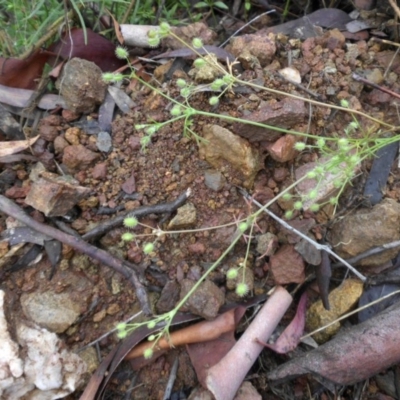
[0,195,152,315]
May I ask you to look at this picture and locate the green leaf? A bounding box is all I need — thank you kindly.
[194,2,209,8]
[214,1,229,9]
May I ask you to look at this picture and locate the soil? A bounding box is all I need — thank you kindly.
[2,7,400,400]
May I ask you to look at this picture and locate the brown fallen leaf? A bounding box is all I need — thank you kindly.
[0,50,51,89]
[0,136,39,157]
[48,28,125,72]
[268,301,400,385]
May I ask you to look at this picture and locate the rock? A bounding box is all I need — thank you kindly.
[168,202,197,230]
[227,33,276,67]
[329,199,400,267]
[121,172,136,194]
[179,279,225,320]
[306,279,363,343]
[21,291,82,333]
[54,136,69,154]
[38,119,60,142]
[96,130,112,152]
[269,244,305,284]
[64,127,81,145]
[25,169,90,217]
[0,290,86,399]
[256,233,278,256]
[187,386,214,400]
[62,144,100,173]
[266,134,298,162]
[199,124,261,189]
[295,155,360,210]
[234,381,261,400]
[92,162,107,180]
[56,58,107,114]
[234,98,307,142]
[295,236,321,265]
[163,22,217,50]
[156,280,181,313]
[273,167,289,182]
[204,169,226,192]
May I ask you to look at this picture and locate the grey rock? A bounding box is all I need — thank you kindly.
[21,291,81,333]
[204,169,226,192]
[179,279,225,320]
[256,233,278,256]
[156,280,181,314]
[96,131,112,152]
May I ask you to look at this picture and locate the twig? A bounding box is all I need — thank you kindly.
[388,0,400,20]
[0,195,152,315]
[352,73,400,101]
[332,240,400,268]
[163,357,179,400]
[82,189,191,241]
[240,190,367,282]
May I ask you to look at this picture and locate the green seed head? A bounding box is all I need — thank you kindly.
[147,320,156,329]
[209,96,219,106]
[176,79,187,88]
[143,242,155,254]
[308,189,318,200]
[329,197,338,205]
[293,201,303,210]
[226,268,239,279]
[310,203,320,212]
[170,105,182,116]
[148,334,156,341]
[194,58,206,68]
[102,72,116,83]
[285,210,294,219]
[210,79,224,90]
[117,329,128,339]
[124,216,138,228]
[235,282,249,297]
[340,99,349,108]
[180,87,191,98]
[306,170,317,179]
[317,138,326,148]
[192,38,203,49]
[121,232,135,241]
[159,22,171,34]
[148,36,160,47]
[117,322,127,331]
[143,348,154,359]
[238,222,249,233]
[294,142,306,151]
[115,46,129,59]
[282,193,292,201]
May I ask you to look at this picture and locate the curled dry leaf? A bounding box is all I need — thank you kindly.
[0,136,39,158]
[125,308,238,361]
